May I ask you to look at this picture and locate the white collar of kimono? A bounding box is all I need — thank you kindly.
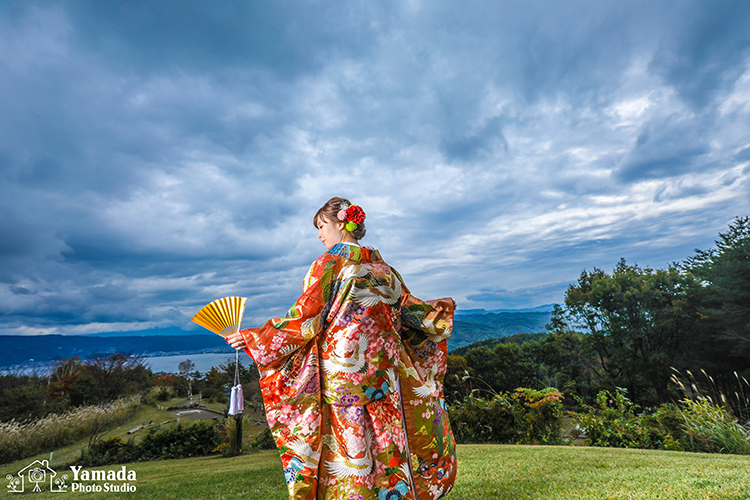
[338,240,360,247]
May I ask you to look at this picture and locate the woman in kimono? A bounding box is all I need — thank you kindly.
[227,197,456,500]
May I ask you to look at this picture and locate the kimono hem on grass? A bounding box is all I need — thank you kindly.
[241,243,457,500]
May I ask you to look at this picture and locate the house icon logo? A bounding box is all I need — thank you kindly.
[6,459,68,493]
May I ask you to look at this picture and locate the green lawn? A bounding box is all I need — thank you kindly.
[3,444,749,499]
[455,445,750,500]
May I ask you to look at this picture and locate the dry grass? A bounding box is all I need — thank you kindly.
[0,395,141,464]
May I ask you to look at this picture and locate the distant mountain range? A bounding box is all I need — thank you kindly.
[0,306,555,370]
[455,304,554,315]
[83,326,205,337]
[450,306,553,351]
[0,334,233,371]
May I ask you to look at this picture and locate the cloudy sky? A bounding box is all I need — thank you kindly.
[1,1,749,336]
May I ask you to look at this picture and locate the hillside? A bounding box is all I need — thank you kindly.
[449,309,552,351]
[450,332,548,357]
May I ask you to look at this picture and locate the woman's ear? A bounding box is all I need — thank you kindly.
[336,221,347,231]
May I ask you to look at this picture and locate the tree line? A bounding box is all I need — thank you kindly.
[446,216,750,414]
[0,353,261,423]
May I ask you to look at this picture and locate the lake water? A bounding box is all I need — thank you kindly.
[144,352,252,374]
[0,351,253,376]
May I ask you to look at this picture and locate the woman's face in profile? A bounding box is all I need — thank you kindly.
[316,216,344,250]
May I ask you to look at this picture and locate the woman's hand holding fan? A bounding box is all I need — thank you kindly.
[226,329,258,351]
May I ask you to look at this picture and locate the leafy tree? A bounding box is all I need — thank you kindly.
[69,352,153,405]
[0,377,69,422]
[47,357,84,402]
[539,305,595,401]
[464,342,539,396]
[178,359,196,399]
[0,354,151,421]
[564,259,702,406]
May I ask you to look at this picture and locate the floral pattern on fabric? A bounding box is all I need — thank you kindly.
[241,243,457,500]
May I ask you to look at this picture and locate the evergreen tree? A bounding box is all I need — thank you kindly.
[684,216,750,374]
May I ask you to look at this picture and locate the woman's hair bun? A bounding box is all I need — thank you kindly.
[314,196,366,240]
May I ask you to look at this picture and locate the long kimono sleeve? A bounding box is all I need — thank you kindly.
[400,283,455,344]
[396,278,458,499]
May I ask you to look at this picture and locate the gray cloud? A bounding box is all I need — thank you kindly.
[1,1,749,334]
[615,116,713,182]
[648,0,750,110]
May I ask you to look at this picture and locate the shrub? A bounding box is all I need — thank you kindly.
[78,436,139,466]
[571,390,750,454]
[216,416,245,457]
[156,387,172,402]
[79,421,222,466]
[448,394,519,444]
[447,387,564,445]
[572,389,667,450]
[200,386,221,402]
[513,387,564,445]
[248,427,276,451]
[652,403,686,451]
[138,421,220,461]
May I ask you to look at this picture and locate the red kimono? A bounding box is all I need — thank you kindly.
[241,243,456,499]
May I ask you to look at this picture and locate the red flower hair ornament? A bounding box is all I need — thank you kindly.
[337,202,366,231]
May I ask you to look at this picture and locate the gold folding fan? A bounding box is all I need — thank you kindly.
[192,296,248,337]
